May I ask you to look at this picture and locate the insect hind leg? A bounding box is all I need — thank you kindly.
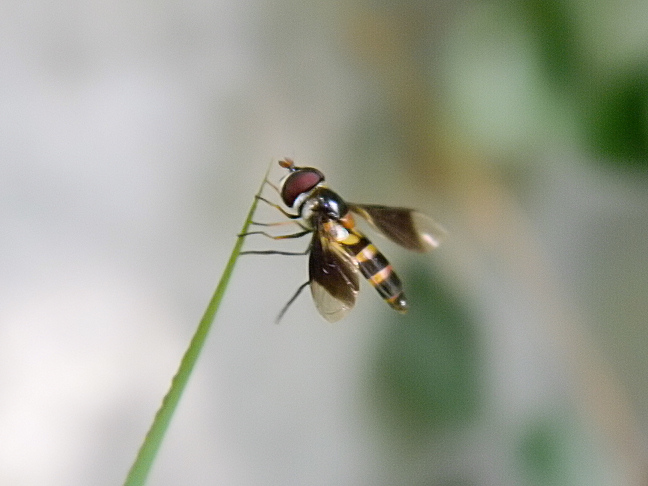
[276,281,310,323]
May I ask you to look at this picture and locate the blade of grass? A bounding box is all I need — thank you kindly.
[124,162,273,486]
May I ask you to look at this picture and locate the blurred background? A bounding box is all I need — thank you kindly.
[1,0,648,484]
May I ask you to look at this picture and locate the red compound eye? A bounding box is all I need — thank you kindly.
[280,168,324,207]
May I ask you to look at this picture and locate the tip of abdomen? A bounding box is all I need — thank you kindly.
[388,293,408,313]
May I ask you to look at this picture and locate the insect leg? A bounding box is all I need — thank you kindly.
[255,195,300,219]
[238,229,311,240]
[250,220,293,227]
[250,219,307,229]
[263,179,281,194]
[240,248,310,256]
[275,281,310,323]
[256,170,281,193]
[239,231,312,255]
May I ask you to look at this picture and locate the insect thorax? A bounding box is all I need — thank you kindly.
[298,187,348,229]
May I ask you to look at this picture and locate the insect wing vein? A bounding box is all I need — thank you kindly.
[348,203,446,252]
[309,230,359,322]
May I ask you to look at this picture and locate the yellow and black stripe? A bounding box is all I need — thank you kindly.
[325,216,407,313]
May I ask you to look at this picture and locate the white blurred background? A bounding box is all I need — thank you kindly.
[2,0,648,485]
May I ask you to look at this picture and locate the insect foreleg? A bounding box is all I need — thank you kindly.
[263,178,281,194]
[255,195,300,219]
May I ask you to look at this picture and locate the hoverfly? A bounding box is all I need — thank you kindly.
[241,159,445,322]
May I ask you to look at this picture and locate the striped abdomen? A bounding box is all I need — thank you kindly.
[326,215,408,313]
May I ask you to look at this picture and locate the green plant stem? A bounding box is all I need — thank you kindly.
[123,163,271,486]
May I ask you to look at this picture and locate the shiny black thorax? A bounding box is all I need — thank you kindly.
[298,187,349,229]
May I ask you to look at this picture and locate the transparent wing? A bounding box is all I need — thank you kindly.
[348,203,446,252]
[309,230,359,322]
